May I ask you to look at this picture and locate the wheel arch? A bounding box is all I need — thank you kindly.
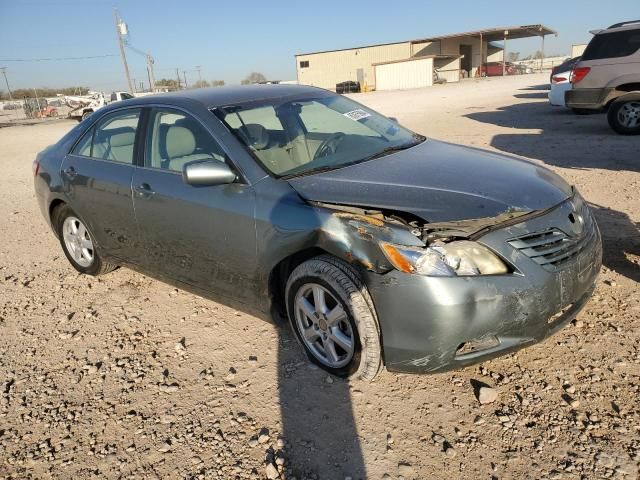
[267,247,329,320]
[48,198,67,235]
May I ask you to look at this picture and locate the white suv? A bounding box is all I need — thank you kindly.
[566,20,640,134]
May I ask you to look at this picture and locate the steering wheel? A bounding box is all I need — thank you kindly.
[313,132,345,160]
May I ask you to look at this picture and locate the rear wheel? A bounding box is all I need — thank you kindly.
[53,204,116,276]
[285,255,382,380]
[607,100,640,135]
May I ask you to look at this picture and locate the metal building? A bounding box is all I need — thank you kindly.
[295,25,556,91]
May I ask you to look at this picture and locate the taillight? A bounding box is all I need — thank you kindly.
[32,159,40,177]
[570,67,591,84]
[552,76,567,84]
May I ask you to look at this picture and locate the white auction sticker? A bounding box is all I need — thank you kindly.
[343,109,371,121]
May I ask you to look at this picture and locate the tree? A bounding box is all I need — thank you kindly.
[533,50,544,60]
[4,86,89,99]
[212,80,225,87]
[156,78,179,89]
[192,80,211,89]
[241,72,267,85]
[507,52,520,62]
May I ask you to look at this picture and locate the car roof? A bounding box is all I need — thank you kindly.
[124,84,330,109]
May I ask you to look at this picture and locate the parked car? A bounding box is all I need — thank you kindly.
[335,81,361,94]
[549,66,577,107]
[34,85,602,380]
[479,62,517,76]
[566,20,640,133]
[513,64,533,75]
[550,57,580,83]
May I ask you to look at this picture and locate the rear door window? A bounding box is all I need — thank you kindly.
[582,30,640,60]
[71,108,141,164]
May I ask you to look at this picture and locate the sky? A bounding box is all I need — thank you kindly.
[1,0,638,92]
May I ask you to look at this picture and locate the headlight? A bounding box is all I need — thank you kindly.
[380,240,508,276]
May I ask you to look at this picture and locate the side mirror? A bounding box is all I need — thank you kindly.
[388,116,399,123]
[183,160,236,186]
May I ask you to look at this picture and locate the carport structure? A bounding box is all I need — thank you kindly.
[412,24,557,78]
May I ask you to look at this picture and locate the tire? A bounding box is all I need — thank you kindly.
[81,110,93,121]
[285,255,382,381]
[53,204,117,276]
[607,100,640,135]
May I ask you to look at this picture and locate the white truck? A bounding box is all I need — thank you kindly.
[65,91,135,121]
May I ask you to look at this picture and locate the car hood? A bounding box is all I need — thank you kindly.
[287,139,572,222]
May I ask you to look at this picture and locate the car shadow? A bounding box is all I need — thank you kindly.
[464,99,640,282]
[277,328,366,479]
[589,203,640,283]
[464,101,640,173]
[264,196,367,479]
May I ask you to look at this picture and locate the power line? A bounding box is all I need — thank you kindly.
[0,54,119,62]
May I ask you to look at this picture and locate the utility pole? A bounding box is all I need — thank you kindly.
[146,55,156,92]
[176,68,181,90]
[503,30,509,77]
[195,65,202,85]
[114,9,134,94]
[183,70,188,89]
[1,67,13,100]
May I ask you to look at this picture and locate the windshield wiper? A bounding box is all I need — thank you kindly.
[359,140,422,163]
[282,165,340,179]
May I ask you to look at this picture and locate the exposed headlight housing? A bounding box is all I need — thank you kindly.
[380,240,509,276]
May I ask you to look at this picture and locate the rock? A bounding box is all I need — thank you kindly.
[398,462,414,476]
[563,384,576,394]
[445,446,457,458]
[473,415,485,425]
[265,462,280,479]
[158,441,172,453]
[477,386,498,404]
[258,428,270,444]
[325,375,334,384]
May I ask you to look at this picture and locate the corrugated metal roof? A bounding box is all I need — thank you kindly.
[295,24,556,57]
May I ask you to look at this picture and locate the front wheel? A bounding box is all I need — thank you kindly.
[285,255,382,381]
[53,204,116,276]
[607,100,640,135]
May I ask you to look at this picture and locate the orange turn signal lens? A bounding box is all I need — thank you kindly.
[379,242,415,273]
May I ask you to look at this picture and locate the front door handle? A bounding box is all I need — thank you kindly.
[133,183,156,198]
[63,166,77,179]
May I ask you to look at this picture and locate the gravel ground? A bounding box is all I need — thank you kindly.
[1,73,638,480]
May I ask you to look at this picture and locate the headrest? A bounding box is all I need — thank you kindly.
[241,123,269,150]
[166,126,196,158]
[109,131,135,147]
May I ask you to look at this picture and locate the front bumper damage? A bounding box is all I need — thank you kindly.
[365,198,602,373]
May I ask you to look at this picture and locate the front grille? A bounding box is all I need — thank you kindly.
[507,203,596,271]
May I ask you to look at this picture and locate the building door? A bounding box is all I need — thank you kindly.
[460,45,473,76]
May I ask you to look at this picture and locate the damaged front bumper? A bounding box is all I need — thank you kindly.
[364,198,602,374]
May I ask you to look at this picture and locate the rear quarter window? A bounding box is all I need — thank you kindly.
[582,30,640,60]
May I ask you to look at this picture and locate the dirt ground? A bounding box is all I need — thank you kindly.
[0,73,638,480]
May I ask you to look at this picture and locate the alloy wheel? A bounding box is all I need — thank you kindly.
[62,216,94,268]
[617,101,640,128]
[294,283,355,368]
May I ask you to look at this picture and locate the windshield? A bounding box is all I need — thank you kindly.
[214,94,425,177]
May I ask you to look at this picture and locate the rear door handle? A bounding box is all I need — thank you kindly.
[63,166,77,179]
[133,183,156,198]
